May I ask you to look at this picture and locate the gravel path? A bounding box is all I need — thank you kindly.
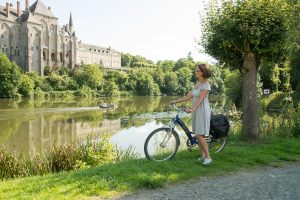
[116,163,300,200]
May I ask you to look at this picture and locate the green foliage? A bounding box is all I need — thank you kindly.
[209,64,226,95]
[174,58,195,71]
[25,72,44,89]
[151,68,165,89]
[262,92,289,110]
[259,61,280,92]
[201,0,291,69]
[278,65,291,92]
[126,70,139,91]
[0,136,300,198]
[176,67,192,95]
[34,87,45,99]
[45,73,73,91]
[290,49,300,91]
[0,134,139,180]
[104,70,128,91]
[74,85,96,98]
[136,73,160,96]
[224,70,242,106]
[44,66,51,76]
[121,53,133,67]
[0,51,22,98]
[163,72,179,95]
[57,66,69,76]
[102,80,121,97]
[157,60,176,72]
[74,64,104,89]
[80,134,116,166]
[18,74,34,97]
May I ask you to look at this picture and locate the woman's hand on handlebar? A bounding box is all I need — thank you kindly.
[185,108,194,113]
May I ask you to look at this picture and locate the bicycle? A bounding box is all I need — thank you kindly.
[144,104,228,161]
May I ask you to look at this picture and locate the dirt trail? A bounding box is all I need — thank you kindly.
[116,163,300,200]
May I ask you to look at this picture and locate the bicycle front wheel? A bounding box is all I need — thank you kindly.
[144,127,180,161]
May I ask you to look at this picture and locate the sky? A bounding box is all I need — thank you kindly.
[1,0,213,62]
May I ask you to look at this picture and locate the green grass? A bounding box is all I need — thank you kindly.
[0,136,299,200]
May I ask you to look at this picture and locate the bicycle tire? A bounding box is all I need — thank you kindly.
[210,136,228,153]
[144,127,180,161]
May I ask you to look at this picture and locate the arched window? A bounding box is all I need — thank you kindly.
[60,52,63,62]
[43,50,46,61]
[51,53,55,62]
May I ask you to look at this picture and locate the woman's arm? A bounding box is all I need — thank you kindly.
[186,90,208,112]
[171,92,193,104]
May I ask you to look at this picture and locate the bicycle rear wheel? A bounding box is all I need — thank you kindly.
[209,136,228,153]
[144,127,180,161]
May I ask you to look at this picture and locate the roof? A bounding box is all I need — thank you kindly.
[20,12,41,24]
[0,5,19,22]
[79,43,118,53]
[30,0,57,18]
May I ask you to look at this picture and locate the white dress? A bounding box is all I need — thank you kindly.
[191,81,211,136]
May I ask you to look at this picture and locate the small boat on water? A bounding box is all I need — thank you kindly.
[99,103,117,109]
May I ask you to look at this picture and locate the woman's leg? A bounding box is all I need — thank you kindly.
[196,135,211,159]
[196,135,206,158]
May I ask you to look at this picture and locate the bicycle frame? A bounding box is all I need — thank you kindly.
[168,106,197,145]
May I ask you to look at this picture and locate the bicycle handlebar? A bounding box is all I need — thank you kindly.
[170,104,187,113]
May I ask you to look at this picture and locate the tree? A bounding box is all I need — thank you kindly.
[163,72,179,95]
[157,60,176,72]
[74,64,103,89]
[18,74,34,97]
[259,61,280,92]
[121,53,132,67]
[0,51,22,98]
[176,67,192,95]
[209,64,226,95]
[201,0,292,141]
[136,72,160,96]
[174,58,195,71]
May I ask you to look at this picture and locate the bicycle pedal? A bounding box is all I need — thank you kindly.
[188,143,197,151]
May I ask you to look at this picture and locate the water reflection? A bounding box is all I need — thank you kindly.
[0,96,229,156]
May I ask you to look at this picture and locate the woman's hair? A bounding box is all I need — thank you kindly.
[198,64,212,78]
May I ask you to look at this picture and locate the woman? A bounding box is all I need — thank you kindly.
[171,64,212,165]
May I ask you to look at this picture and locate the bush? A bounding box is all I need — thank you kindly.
[74,64,104,89]
[25,72,43,89]
[104,71,128,91]
[136,73,160,96]
[224,70,242,106]
[74,85,96,98]
[18,74,35,97]
[102,80,121,97]
[0,134,137,180]
[44,66,51,76]
[45,73,72,91]
[0,52,22,98]
[176,67,192,95]
[57,66,69,76]
[163,72,179,95]
[263,92,290,111]
[34,87,45,99]
[293,84,300,104]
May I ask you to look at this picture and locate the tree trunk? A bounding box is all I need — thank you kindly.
[242,52,260,141]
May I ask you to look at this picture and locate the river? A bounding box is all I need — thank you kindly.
[0,96,228,157]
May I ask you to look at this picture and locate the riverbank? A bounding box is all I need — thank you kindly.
[0,136,299,200]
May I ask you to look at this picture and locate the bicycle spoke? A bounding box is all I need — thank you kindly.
[144,128,179,161]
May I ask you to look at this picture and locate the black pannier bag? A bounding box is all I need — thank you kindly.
[210,114,230,139]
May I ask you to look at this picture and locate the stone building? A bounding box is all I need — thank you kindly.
[0,0,121,75]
